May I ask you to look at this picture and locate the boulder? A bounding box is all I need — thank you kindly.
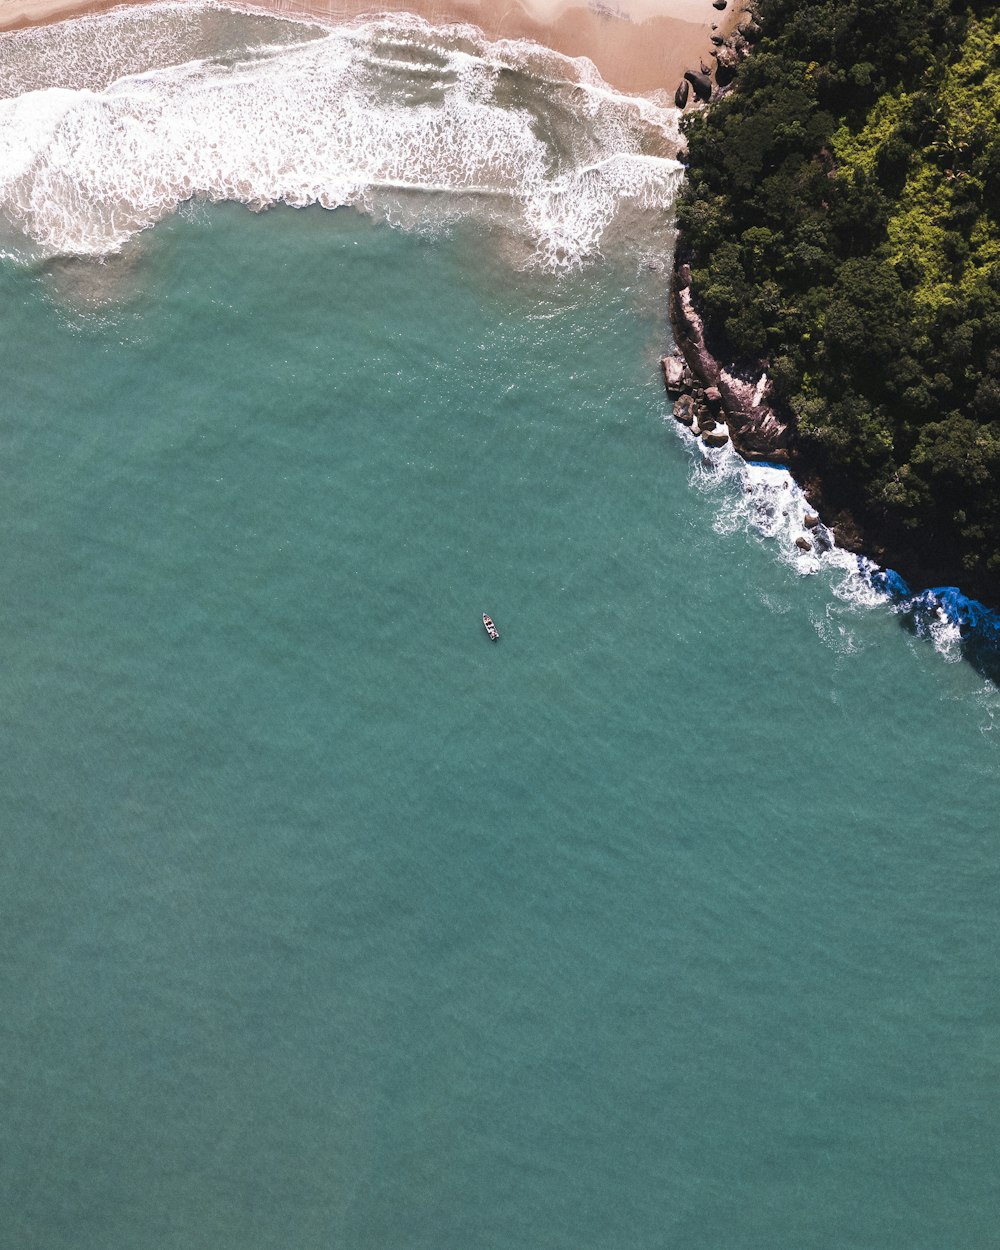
[700,58,712,75]
[812,525,834,553]
[737,18,761,39]
[804,512,820,528]
[703,426,730,448]
[710,34,724,46]
[684,69,713,102]
[673,394,696,425]
[674,79,690,109]
[795,537,812,552]
[712,0,726,8]
[699,416,718,432]
[715,46,740,84]
[704,385,722,412]
[661,353,686,392]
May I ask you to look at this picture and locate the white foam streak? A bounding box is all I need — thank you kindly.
[526,154,681,267]
[0,3,681,266]
[925,613,964,661]
[674,424,1000,668]
[677,424,1000,675]
[675,423,911,645]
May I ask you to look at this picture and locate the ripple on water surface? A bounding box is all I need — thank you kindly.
[0,8,998,1250]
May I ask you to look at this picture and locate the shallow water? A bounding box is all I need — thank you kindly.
[1,9,998,1249]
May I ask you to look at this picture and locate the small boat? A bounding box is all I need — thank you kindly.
[483,613,500,641]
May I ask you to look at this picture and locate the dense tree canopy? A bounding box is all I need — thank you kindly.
[676,0,1000,598]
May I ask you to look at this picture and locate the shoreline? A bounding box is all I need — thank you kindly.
[664,2,1000,617]
[4,0,999,650]
[665,266,1000,666]
[0,0,741,96]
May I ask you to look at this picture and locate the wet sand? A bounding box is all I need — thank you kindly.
[0,0,741,94]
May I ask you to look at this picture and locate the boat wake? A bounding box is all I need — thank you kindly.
[0,1,683,267]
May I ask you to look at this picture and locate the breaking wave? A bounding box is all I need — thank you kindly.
[675,423,1000,675]
[0,1,682,266]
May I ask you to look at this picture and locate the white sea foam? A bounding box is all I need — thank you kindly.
[905,599,964,662]
[675,422,909,635]
[672,421,1000,666]
[0,2,682,266]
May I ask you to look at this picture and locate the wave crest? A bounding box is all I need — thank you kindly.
[674,423,1000,673]
[0,3,682,266]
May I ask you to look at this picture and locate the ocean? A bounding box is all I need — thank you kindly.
[0,6,998,1247]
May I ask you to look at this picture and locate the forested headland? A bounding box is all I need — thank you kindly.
[675,0,1000,602]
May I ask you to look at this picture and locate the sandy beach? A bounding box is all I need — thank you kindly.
[0,0,741,94]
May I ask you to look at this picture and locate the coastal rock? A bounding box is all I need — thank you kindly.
[684,70,713,102]
[795,537,812,552]
[720,368,788,452]
[715,46,740,84]
[804,512,820,528]
[674,79,690,109]
[700,59,712,76]
[673,394,696,425]
[712,0,727,8]
[699,416,718,432]
[670,268,792,463]
[710,34,725,46]
[673,280,720,387]
[812,525,834,553]
[661,353,687,392]
[737,18,761,40]
[704,385,722,412]
[703,426,730,448]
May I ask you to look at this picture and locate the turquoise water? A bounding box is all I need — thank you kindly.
[3,201,999,1250]
[2,9,999,1249]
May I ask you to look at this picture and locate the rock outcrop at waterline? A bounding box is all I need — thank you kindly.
[714,45,740,86]
[665,4,790,463]
[665,264,790,460]
[669,1,1000,605]
[661,369,728,449]
[683,69,713,102]
[660,357,732,449]
[673,2,759,112]
[662,353,686,392]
